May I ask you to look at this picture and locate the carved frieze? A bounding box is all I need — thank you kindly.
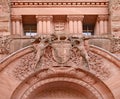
[11,1,108,8]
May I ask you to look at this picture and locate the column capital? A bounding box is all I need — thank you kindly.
[97,15,108,21]
[36,15,53,21]
[11,15,22,21]
[67,15,84,21]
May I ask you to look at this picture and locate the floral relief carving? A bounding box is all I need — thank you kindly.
[88,52,111,80]
[13,52,36,80]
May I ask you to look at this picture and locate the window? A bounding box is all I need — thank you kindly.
[83,24,94,35]
[83,15,97,35]
[22,15,37,36]
[23,24,37,36]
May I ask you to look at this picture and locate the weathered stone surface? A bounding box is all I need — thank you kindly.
[0,0,10,35]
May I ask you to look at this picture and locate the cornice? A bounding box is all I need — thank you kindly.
[11,1,108,8]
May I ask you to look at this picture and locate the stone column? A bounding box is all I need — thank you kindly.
[16,20,21,35]
[73,18,78,34]
[78,15,84,35]
[36,16,43,34]
[67,16,74,34]
[21,21,23,35]
[98,15,104,35]
[47,16,53,34]
[104,16,108,34]
[43,17,47,34]
[12,20,16,34]
[11,15,22,35]
[95,21,100,35]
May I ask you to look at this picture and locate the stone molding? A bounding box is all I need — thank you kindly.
[21,77,103,99]
[11,66,114,99]
[11,1,108,8]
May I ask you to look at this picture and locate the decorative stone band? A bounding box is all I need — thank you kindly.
[20,77,103,99]
[11,2,108,8]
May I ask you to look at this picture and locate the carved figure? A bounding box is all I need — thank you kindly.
[32,37,50,67]
[70,37,90,69]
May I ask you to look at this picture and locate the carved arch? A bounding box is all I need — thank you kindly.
[11,66,114,99]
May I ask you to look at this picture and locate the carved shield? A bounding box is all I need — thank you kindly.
[52,42,71,64]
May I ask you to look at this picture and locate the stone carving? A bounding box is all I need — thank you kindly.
[21,77,103,99]
[88,52,111,80]
[0,0,10,35]
[0,0,10,15]
[110,0,120,12]
[13,52,37,80]
[111,38,120,52]
[69,37,90,69]
[32,37,50,68]
[13,34,111,81]
[11,1,108,8]
[0,35,12,54]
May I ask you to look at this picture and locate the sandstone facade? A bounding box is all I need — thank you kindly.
[0,0,120,99]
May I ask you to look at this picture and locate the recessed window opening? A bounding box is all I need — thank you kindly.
[22,15,37,36]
